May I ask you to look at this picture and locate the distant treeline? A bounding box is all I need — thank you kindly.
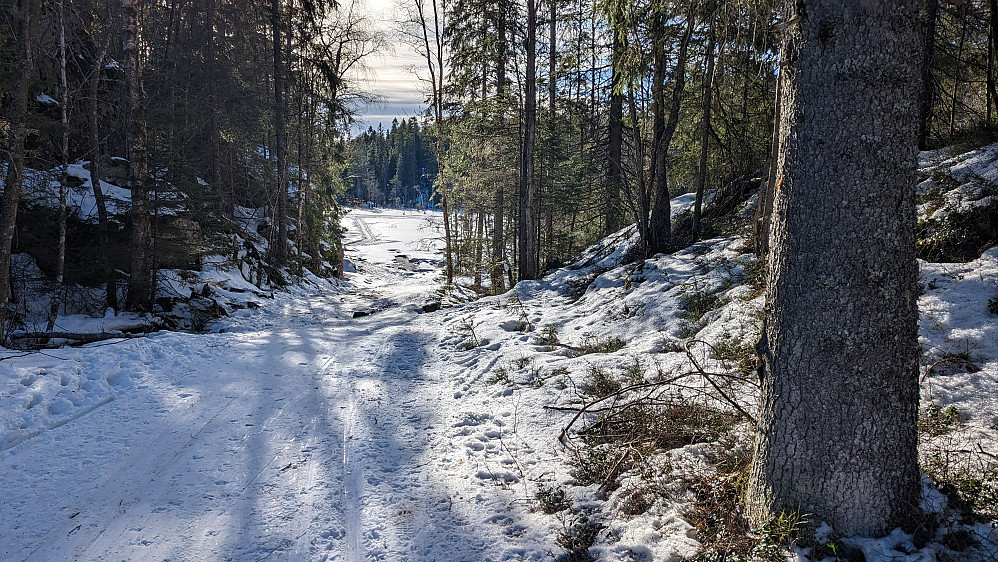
[344,118,438,208]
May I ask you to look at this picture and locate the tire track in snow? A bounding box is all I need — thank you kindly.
[341,385,364,562]
[24,389,248,561]
[348,215,378,246]
[289,354,337,559]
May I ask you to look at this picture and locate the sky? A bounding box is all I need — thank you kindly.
[350,0,428,133]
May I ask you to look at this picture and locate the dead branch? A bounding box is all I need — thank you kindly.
[8,331,148,350]
[685,340,758,425]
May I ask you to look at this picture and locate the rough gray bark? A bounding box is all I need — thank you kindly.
[518,0,539,280]
[122,0,153,310]
[0,0,41,340]
[746,0,924,538]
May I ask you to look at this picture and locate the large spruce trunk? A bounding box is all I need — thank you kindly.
[746,0,924,538]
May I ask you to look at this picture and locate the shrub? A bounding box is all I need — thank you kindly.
[577,335,626,355]
[536,485,572,514]
[922,449,998,522]
[681,289,720,323]
[556,512,600,561]
[504,294,531,331]
[579,365,622,399]
[712,338,756,377]
[571,397,735,489]
[536,324,560,348]
[918,404,962,437]
[487,366,512,385]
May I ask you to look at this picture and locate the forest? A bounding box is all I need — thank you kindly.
[345,0,998,287]
[0,0,376,334]
[1,0,995,324]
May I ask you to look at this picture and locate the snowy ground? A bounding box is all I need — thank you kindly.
[0,208,558,560]
[2,201,997,561]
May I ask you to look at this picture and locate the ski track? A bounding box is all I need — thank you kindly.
[0,209,496,561]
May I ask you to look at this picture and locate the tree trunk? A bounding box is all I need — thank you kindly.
[415,0,452,282]
[491,186,505,292]
[627,89,650,251]
[0,0,40,340]
[746,0,923,538]
[207,0,221,194]
[48,0,70,331]
[518,0,539,281]
[948,6,967,140]
[918,0,938,150]
[693,32,716,242]
[296,91,307,277]
[606,29,624,236]
[756,44,785,258]
[474,212,484,287]
[272,0,289,266]
[989,0,998,127]
[491,2,508,293]
[544,0,556,267]
[647,10,694,255]
[89,23,116,312]
[123,0,153,311]
[434,0,453,283]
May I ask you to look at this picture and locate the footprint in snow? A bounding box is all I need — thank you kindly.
[24,393,40,410]
[486,514,513,526]
[453,413,491,427]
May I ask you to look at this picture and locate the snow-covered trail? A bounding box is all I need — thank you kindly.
[0,209,501,561]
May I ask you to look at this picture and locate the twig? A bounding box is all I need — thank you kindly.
[685,340,758,425]
[549,376,688,444]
